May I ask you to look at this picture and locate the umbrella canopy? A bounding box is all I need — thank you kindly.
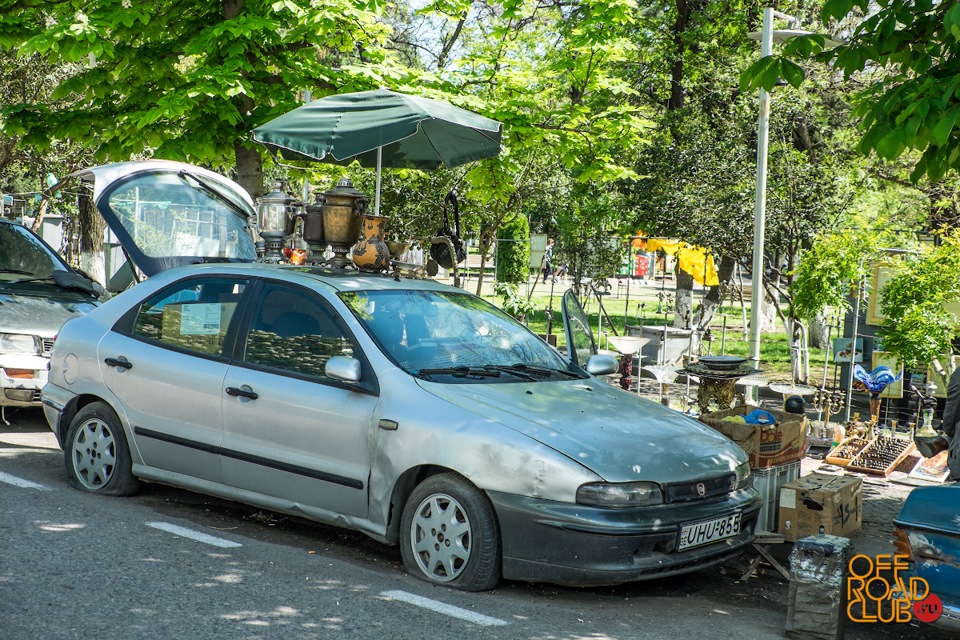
[252,88,502,167]
[252,89,502,215]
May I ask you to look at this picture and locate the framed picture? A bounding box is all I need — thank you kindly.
[871,351,904,398]
[833,337,863,363]
[867,263,894,325]
[927,356,959,398]
[908,451,951,483]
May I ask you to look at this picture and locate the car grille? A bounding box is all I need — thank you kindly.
[663,474,736,503]
[42,338,55,355]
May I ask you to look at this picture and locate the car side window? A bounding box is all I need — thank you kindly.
[132,277,248,357]
[243,283,353,380]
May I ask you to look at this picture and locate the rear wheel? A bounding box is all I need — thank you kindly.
[400,473,501,591]
[64,402,140,496]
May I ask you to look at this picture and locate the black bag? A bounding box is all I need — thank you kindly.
[429,191,466,269]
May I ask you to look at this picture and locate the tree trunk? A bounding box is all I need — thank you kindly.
[789,318,809,384]
[807,311,830,349]
[693,255,735,331]
[234,140,264,199]
[475,228,495,296]
[675,268,694,329]
[77,188,107,286]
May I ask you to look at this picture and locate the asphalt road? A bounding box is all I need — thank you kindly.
[1,407,951,640]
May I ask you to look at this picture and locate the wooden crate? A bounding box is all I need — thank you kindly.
[824,437,871,467]
[847,436,916,476]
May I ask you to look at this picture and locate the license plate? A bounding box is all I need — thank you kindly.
[677,512,742,551]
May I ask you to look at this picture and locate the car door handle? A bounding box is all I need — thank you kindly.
[104,357,133,370]
[225,386,259,400]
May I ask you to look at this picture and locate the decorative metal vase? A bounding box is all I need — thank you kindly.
[351,214,391,271]
[321,178,368,267]
[301,192,325,256]
[256,181,299,261]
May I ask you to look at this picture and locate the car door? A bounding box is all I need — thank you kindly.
[99,275,250,483]
[561,289,597,368]
[220,281,377,518]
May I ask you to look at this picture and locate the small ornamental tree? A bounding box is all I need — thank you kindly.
[877,229,960,380]
[495,213,530,285]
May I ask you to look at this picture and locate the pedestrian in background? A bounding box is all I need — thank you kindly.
[940,367,960,480]
[542,237,554,283]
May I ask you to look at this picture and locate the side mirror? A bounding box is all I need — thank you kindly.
[585,353,618,376]
[325,356,362,383]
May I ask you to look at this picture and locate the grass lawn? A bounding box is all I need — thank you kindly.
[479,289,827,383]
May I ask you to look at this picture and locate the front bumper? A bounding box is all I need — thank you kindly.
[488,488,761,586]
[0,353,48,407]
[931,601,960,632]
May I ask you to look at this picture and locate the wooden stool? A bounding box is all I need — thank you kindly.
[741,531,790,581]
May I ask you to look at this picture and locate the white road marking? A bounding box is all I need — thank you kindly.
[146,521,242,548]
[0,471,51,490]
[380,590,509,627]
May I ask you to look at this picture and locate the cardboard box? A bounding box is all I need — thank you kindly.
[777,472,862,542]
[699,406,806,469]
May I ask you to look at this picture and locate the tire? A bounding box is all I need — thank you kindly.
[400,473,501,591]
[64,402,140,496]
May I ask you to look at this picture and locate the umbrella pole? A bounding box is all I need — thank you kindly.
[375,147,382,216]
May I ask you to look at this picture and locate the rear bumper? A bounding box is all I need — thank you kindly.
[488,488,760,586]
[40,381,75,445]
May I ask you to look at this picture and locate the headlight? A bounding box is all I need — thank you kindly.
[734,461,751,490]
[576,481,664,507]
[0,333,39,355]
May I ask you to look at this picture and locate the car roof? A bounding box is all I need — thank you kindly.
[160,263,466,294]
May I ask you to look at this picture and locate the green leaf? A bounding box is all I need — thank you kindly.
[822,0,854,21]
[947,3,960,41]
[780,60,805,88]
[931,107,959,146]
[740,56,778,92]
[875,128,905,160]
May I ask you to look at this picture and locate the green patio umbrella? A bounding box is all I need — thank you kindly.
[251,89,502,214]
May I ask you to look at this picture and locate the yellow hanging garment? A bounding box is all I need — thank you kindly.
[645,238,719,286]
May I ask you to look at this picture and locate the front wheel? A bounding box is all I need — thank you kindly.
[400,473,501,591]
[64,402,140,496]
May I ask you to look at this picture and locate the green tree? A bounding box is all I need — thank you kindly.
[747,1,960,185]
[877,229,960,377]
[3,0,392,198]
[494,212,529,284]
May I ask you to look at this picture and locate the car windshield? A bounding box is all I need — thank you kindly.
[341,289,581,381]
[0,222,69,280]
[103,171,257,260]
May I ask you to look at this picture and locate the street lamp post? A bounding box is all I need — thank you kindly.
[747,10,840,372]
[748,7,774,371]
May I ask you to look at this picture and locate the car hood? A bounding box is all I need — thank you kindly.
[420,377,745,482]
[0,292,99,337]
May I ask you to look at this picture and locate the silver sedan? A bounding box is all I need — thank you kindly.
[42,263,759,590]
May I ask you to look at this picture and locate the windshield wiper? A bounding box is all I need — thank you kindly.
[7,271,96,293]
[483,364,582,380]
[417,366,502,378]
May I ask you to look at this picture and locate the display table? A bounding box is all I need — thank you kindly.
[768,383,817,406]
[681,362,762,414]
